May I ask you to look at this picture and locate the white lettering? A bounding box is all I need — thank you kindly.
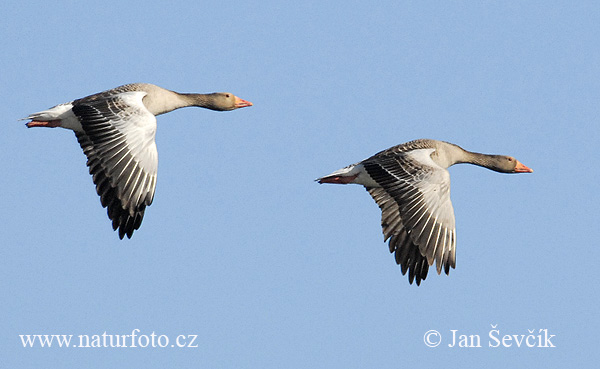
[186,334,198,348]
[448,330,458,347]
[488,325,500,347]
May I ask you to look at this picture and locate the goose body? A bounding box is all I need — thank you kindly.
[317,139,532,285]
[25,83,252,239]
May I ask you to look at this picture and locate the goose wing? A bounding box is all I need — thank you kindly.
[362,148,456,283]
[72,91,158,239]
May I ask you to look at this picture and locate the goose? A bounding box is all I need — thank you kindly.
[24,83,253,239]
[317,139,532,285]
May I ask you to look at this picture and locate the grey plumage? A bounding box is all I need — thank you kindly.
[25,83,252,239]
[318,139,532,285]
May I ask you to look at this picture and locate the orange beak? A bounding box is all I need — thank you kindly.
[234,96,253,108]
[514,160,533,173]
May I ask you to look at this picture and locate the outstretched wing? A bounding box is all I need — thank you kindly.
[362,149,456,284]
[72,91,158,239]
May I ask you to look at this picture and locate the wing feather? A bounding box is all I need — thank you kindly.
[363,148,456,284]
[72,91,158,239]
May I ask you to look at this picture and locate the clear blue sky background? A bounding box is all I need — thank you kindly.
[1,1,598,368]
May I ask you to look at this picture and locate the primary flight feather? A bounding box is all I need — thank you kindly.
[317,139,532,285]
[25,83,253,239]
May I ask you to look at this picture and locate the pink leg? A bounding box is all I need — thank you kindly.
[26,120,62,128]
[318,174,358,184]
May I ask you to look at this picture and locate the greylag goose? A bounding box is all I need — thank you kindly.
[24,83,253,239]
[317,139,532,285]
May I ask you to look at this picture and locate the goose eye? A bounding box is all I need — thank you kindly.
[225,94,230,98]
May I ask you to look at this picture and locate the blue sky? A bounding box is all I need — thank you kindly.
[2,1,598,367]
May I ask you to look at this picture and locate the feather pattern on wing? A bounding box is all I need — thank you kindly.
[71,91,158,239]
[318,138,532,285]
[362,140,457,283]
